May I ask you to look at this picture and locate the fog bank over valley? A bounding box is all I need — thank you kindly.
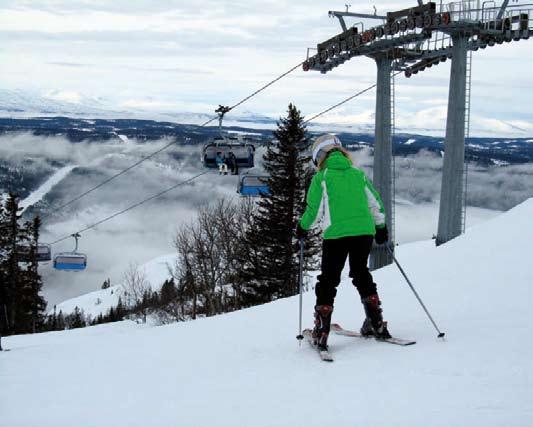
[0,132,531,306]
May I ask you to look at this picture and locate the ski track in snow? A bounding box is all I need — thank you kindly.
[1,199,533,427]
[20,165,78,213]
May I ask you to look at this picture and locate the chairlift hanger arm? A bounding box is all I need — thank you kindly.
[215,105,231,116]
[497,0,511,20]
[215,105,231,135]
[71,233,80,252]
[215,105,231,122]
[329,12,348,31]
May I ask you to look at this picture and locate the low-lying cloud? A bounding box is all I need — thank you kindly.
[350,147,533,210]
[0,133,531,307]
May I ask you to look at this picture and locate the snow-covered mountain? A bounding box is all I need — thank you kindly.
[3,89,532,137]
[19,165,79,213]
[0,89,274,126]
[2,199,532,427]
[49,253,177,318]
[0,89,118,117]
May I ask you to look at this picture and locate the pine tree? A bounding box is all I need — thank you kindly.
[56,310,66,330]
[17,217,47,333]
[70,307,86,329]
[107,307,116,322]
[0,194,47,335]
[0,194,8,345]
[2,193,21,334]
[244,104,319,301]
[46,306,58,331]
[160,279,178,306]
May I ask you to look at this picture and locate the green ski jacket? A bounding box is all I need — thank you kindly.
[299,151,386,240]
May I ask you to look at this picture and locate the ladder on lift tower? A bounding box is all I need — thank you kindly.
[462,49,473,233]
[390,69,397,244]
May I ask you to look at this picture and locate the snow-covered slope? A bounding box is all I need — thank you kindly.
[20,165,78,213]
[49,253,177,318]
[48,200,501,315]
[2,200,533,427]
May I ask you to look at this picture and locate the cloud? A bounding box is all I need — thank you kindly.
[44,90,84,103]
[0,133,239,306]
[349,148,533,211]
[124,66,214,75]
[2,133,531,307]
[1,1,533,138]
[47,62,91,68]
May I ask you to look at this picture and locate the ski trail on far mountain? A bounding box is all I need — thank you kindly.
[20,165,78,213]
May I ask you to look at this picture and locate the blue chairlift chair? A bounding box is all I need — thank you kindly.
[238,174,270,197]
[53,233,87,271]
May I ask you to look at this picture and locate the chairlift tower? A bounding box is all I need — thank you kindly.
[303,1,532,266]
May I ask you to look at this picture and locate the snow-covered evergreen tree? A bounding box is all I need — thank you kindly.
[245,104,319,301]
[0,194,46,335]
[16,216,47,333]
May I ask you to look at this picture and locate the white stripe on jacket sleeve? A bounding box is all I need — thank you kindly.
[365,187,386,227]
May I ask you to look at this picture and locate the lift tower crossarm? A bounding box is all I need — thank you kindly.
[328,11,387,21]
[310,31,432,73]
[387,2,436,22]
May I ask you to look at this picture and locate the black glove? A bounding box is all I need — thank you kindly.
[295,224,308,240]
[375,225,389,245]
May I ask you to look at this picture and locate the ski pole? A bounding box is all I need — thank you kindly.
[296,239,305,343]
[385,245,446,339]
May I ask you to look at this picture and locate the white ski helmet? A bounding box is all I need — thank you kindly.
[311,134,342,166]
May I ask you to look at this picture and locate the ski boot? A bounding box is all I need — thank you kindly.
[361,294,392,340]
[312,305,333,351]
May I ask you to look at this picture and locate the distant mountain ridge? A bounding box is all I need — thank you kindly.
[2,88,533,138]
[1,116,532,165]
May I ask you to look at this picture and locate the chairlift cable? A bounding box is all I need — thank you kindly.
[52,139,185,213]
[50,61,305,214]
[49,171,209,246]
[47,63,398,247]
[227,61,305,112]
[304,71,402,124]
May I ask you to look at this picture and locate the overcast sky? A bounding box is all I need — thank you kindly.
[1,1,533,136]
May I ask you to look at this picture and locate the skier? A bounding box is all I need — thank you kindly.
[296,134,390,351]
[228,151,238,175]
[215,152,228,175]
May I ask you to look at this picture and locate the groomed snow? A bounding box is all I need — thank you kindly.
[2,199,532,427]
[20,165,78,213]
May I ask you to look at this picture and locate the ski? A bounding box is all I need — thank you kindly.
[302,329,334,362]
[331,323,416,346]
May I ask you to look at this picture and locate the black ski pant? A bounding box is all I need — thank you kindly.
[315,235,377,307]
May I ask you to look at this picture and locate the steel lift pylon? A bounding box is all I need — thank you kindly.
[304,0,533,267]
